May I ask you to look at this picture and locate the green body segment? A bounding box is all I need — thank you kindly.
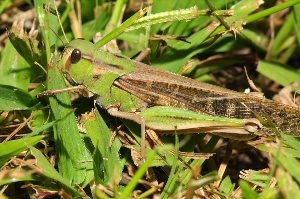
[97,86,143,111]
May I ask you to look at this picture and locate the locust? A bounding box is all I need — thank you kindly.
[41,39,300,147]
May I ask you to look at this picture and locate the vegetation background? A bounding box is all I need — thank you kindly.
[1,0,300,198]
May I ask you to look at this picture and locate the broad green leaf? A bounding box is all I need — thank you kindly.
[7,30,47,86]
[240,169,272,188]
[83,109,123,184]
[0,39,31,90]
[219,176,235,195]
[0,85,37,111]
[47,57,93,187]
[8,31,44,67]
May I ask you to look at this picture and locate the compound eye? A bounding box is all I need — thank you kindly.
[70,48,82,64]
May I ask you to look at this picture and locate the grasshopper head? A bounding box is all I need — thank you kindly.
[60,39,136,97]
[61,39,97,86]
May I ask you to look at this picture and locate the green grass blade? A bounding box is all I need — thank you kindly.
[281,134,300,152]
[257,60,300,86]
[24,121,56,138]
[161,133,180,199]
[119,150,157,199]
[0,0,11,14]
[107,0,125,29]
[240,169,272,188]
[47,57,93,187]
[219,176,235,195]
[33,0,59,61]
[293,3,300,47]
[272,151,300,184]
[246,0,300,24]
[83,109,123,184]
[239,180,259,199]
[29,146,81,197]
[277,169,300,198]
[0,135,44,167]
[0,173,38,187]
[269,14,294,59]
[95,7,148,48]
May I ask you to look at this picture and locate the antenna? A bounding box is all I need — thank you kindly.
[52,0,69,44]
[48,26,66,47]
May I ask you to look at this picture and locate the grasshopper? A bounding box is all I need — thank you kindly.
[41,39,300,146]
